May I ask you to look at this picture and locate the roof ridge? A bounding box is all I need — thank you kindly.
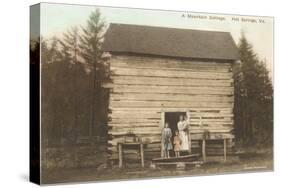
[109,23,231,34]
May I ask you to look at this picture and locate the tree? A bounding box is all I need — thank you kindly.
[47,37,62,63]
[79,9,107,139]
[234,33,273,146]
[40,10,110,159]
[41,37,66,145]
[59,27,80,140]
[59,27,80,64]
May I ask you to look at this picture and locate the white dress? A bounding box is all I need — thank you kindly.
[177,120,190,151]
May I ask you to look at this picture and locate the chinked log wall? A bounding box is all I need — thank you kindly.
[107,55,235,160]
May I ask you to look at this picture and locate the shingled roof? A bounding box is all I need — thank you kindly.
[103,24,239,61]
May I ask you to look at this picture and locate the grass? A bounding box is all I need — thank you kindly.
[41,147,273,184]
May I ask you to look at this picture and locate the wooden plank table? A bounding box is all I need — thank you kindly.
[118,142,145,168]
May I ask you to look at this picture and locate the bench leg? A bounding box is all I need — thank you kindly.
[202,139,206,162]
[140,143,144,167]
[223,139,227,162]
[118,144,123,168]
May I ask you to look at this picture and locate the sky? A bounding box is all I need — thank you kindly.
[37,3,274,78]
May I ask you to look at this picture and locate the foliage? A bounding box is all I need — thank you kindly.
[234,33,273,146]
[40,9,109,148]
[79,9,109,137]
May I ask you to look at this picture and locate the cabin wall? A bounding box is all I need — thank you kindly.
[107,54,235,160]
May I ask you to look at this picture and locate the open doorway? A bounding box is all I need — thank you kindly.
[164,112,186,138]
[163,111,192,157]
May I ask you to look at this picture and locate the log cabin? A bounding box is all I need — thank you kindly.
[102,23,239,162]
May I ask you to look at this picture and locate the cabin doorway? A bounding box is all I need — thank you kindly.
[164,112,186,138]
[160,111,189,157]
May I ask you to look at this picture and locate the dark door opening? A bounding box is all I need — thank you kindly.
[165,112,186,138]
[164,112,189,157]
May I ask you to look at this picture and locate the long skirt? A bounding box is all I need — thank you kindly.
[179,131,190,151]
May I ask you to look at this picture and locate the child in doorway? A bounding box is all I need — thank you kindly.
[161,122,173,158]
[173,130,181,157]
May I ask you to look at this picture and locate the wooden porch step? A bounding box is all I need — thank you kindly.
[151,160,203,169]
[152,154,201,162]
[153,161,203,165]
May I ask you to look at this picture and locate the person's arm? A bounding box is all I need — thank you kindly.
[186,118,191,129]
[177,122,182,130]
[181,121,187,130]
[186,121,189,131]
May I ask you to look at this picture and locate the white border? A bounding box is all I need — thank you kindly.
[0,0,279,188]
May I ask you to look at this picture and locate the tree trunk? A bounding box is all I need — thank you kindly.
[73,53,78,141]
[89,71,94,139]
[89,57,97,141]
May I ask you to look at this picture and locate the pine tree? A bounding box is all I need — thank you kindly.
[59,27,80,64]
[47,37,62,64]
[79,9,107,139]
[59,27,80,142]
[41,37,65,145]
[235,33,273,146]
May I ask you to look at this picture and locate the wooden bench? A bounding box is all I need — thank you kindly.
[196,135,232,162]
[117,142,145,168]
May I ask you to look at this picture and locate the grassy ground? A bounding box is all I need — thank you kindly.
[42,147,273,185]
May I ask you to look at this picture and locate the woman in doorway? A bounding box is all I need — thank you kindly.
[184,113,192,153]
[177,113,190,154]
